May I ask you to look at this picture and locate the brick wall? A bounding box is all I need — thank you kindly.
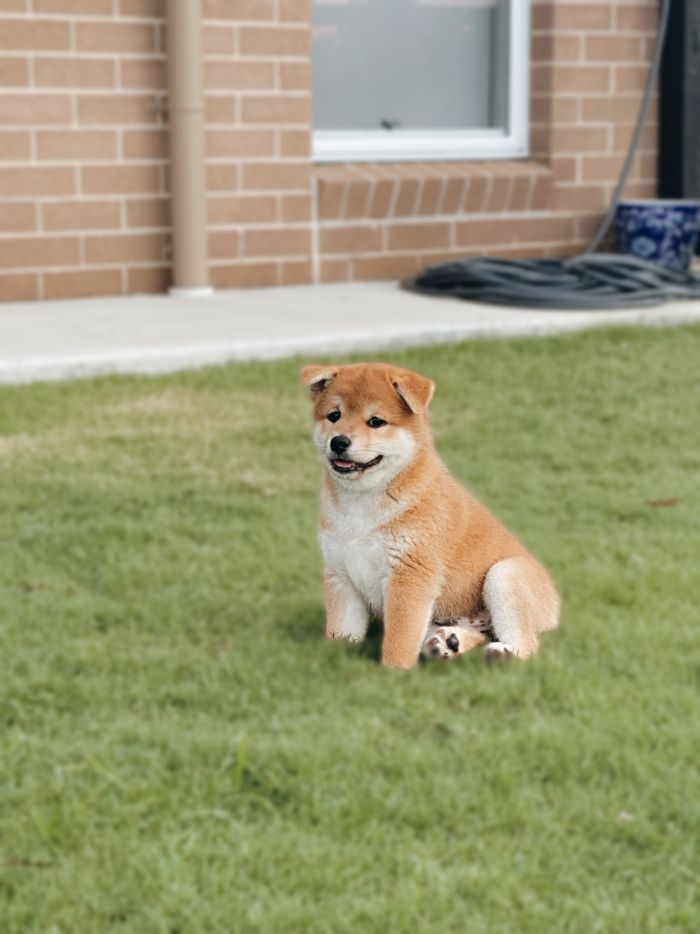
[0,0,659,302]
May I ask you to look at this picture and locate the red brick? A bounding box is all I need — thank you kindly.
[280,62,310,90]
[320,225,383,255]
[551,157,577,184]
[551,126,610,153]
[342,176,372,220]
[0,236,79,268]
[351,254,420,282]
[582,155,626,183]
[120,59,167,90]
[35,57,116,88]
[0,167,75,197]
[555,4,612,30]
[42,200,121,231]
[241,95,310,125]
[44,268,123,299]
[207,195,276,225]
[204,0,274,19]
[37,130,117,161]
[393,177,420,216]
[281,259,312,285]
[614,65,652,93]
[208,231,240,259]
[239,27,309,57]
[118,0,164,16]
[280,129,310,157]
[127,266,170,295]
[0,272,39,301]
[279,0,309,21]
[534,65,610,94]
[82,164,161,195]
[85,232,169,264]
[210,263,278,288]
[0,202,35,232]
[368,177,397,219]
[509,174,534,212]
[484,173,511,212]
[617,7,659,32]
[531,172,554,210]
[78,95,159,125]
[582,96,642,123]
[0,130,30,160]
[585,36,643,62]
[317,180,346,220]
[242,162,309,191]
[206,129,275,158]
[387,222,450,251]
[280,194,311,223]
[205,96,236,124]
[532,34,580,63]
[244,227,310,257]
[0,19,70,50]
[552,185,609,212]
[456,217,575,248]
[76,22,156,54]
[320,258,349,283]
[204,60,274,89]
[463,175,489,212]
[417,177,444,216]
[202,25,235,55]
[206,164,238,190]
[0,94,71,125]
[0,56,29,86]
[34,0,113,12]
[126,198,170,228]
[123,129,168,160]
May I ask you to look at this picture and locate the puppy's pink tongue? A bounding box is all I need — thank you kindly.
[334,459,354,468]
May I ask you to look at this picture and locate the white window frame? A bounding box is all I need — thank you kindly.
[312,0,530,164]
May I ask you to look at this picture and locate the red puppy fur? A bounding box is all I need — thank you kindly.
[302,362,560,669]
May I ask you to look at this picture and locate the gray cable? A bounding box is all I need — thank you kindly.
[405,0,700,311]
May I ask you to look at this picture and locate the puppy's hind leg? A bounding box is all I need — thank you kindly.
[482,556,560,661]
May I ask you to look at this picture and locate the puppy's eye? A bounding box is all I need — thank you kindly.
[327,411,341,423]
[367,417,386,429]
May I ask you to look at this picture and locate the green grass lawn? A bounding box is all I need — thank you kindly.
[1,324,699,933]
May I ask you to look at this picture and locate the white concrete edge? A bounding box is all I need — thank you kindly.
[0,305,699,386]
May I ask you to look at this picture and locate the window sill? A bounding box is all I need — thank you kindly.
[314,160,553,222]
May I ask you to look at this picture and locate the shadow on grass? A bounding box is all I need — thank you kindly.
[283,605,384,663]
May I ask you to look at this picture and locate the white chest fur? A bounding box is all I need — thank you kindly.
[319,487,405,613]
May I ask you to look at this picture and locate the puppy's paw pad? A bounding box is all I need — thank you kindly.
[445,633,460,653]
[420,632,454,660]
[483,642,515,665]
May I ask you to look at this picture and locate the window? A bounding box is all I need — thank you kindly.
[311,0,530,163]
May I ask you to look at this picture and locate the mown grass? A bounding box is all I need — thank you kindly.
[1,324,699,933]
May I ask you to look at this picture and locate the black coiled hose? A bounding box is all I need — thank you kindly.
[405,0,700,311]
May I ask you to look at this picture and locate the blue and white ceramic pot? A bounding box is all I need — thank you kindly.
[616,199,700,272]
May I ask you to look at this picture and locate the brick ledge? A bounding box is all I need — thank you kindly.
[314,160,553,222]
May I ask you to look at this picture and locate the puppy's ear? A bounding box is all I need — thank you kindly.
[392,369,435,414]
[301,364,337,394]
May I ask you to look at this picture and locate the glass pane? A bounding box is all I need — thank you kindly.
[312,0,509,132]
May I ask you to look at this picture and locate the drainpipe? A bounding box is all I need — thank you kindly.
[165,0,212,296]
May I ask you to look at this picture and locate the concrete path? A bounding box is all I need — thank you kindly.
[1,281,700,384]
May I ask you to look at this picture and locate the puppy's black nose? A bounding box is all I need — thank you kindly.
[330,434,351,455]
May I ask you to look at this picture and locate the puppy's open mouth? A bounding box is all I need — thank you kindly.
[330,455,383,474]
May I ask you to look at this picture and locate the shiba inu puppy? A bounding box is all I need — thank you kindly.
[302,362,559,669]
